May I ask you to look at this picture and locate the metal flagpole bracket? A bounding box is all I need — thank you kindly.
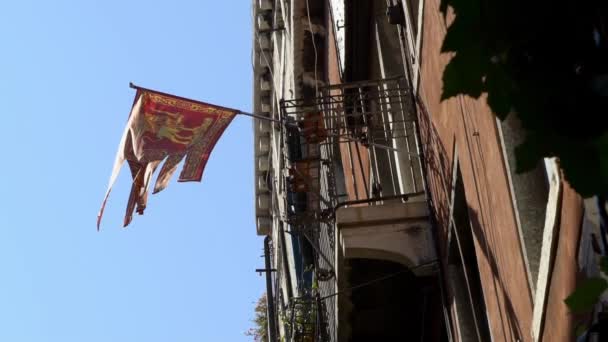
[238,110,298,127]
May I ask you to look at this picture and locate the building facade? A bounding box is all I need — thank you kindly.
[252,0,605,341]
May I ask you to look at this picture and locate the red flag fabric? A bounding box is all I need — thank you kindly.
[98,88,237,228]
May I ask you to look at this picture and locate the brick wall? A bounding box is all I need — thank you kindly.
[419,0,533,339]
[418,1,584,341]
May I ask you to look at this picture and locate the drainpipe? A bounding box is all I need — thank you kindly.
[263,237,278,342]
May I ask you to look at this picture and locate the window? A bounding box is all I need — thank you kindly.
[497,115,550,292]
[531,158,562,341]
[405,0,420,38]
[399,0,424,90]
[497,115,563,340]
[329,0,346,77]
[447,166,492,342]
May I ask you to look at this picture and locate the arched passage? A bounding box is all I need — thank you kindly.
[346,247,415,269]
[344,258,448,342]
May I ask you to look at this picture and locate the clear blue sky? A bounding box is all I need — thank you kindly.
[0,1,264,341]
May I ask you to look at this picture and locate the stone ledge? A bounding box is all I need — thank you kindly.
[336,200,429,229]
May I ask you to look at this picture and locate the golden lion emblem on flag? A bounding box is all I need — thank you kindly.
[98,87,237,228]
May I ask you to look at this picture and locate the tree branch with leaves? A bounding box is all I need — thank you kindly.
[440,0,608,197]
[246,293,269,342]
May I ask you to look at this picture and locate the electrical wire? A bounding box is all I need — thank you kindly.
[305,0,320,97]
[320,260,439,301]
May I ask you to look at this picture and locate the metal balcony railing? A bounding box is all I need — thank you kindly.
[285,295,323,342]
[281,76,424,213]
[277,77,425,342]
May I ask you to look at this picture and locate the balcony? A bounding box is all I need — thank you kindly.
[278,77,438,341]
[281,76,424,204]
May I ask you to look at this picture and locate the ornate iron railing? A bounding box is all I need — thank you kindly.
[277,77,425,341]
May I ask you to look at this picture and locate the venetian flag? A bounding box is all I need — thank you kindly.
[98,85,237,229]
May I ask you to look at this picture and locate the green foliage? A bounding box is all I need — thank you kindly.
[440,0,608,323]
[575,323,588,339]
[439,0,608,196]
[441,51,485,100]
[246,293,269,342]
[565,277,608,314]
[601,256,608,275]
[565,257,608,314]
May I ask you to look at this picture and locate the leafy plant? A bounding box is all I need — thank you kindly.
[439,0,608,196]
[565,257,608,314]
[246,293,269,342]
[438,1,608,336]
[280,299,317,342]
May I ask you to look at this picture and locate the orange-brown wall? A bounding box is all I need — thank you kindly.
[325,3,371,202]
[419,0,533,340]
[540,182,583,342]
[323,1,584,340]
[419,1,584,341]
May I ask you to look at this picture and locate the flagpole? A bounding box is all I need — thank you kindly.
[236,110,290,125]
[129,82,289,125]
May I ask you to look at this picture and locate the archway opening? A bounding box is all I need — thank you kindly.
[346,258,448,341]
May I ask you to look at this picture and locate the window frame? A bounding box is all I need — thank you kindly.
[445,153,493,342]
[400,0,425,92]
